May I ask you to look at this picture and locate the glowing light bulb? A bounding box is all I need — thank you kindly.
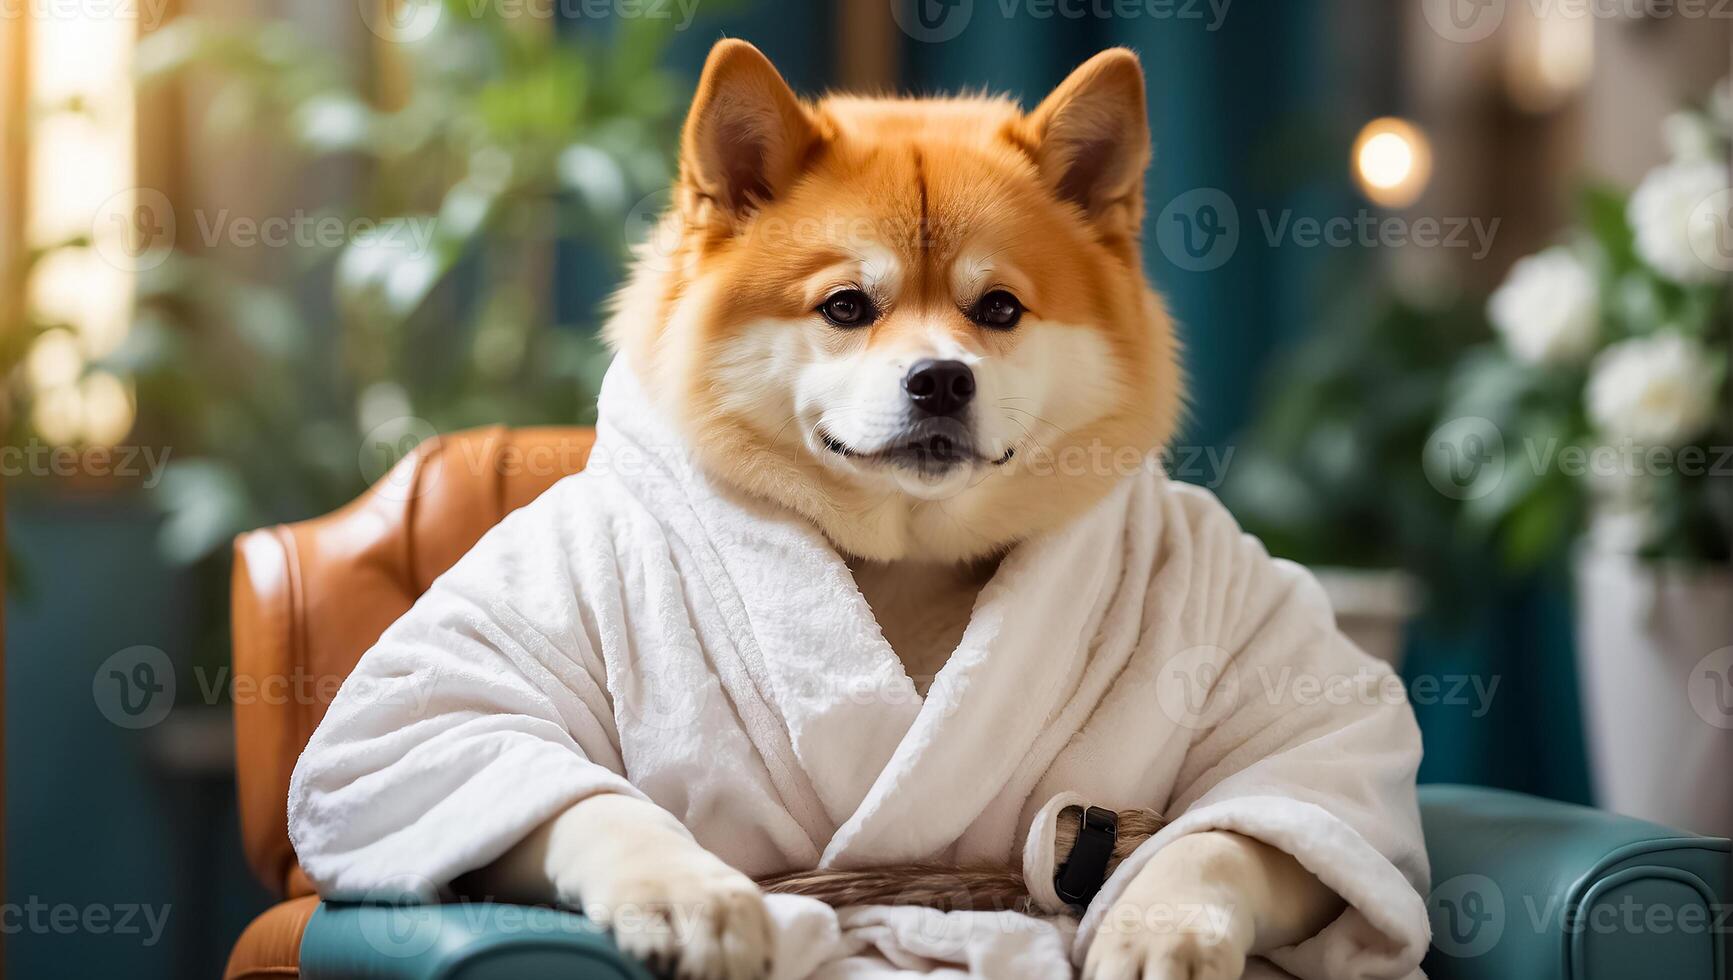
[1352,118,1433,210]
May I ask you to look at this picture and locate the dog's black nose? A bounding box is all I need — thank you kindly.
[903,359,975,416]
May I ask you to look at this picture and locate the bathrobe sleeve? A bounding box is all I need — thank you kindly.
[1079,484,1432,979]
[286,477,648,899]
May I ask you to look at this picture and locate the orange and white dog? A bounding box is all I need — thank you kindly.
[478,40,1343,980]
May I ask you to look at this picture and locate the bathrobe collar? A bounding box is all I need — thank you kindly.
[589,363,1138,867]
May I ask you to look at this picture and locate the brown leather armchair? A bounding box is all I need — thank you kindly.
[223,426,596,980]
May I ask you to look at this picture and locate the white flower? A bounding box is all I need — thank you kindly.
[1627,161,1731,284]
[1586,332,1720,445]
[1662,110,1721,163]
[1487,247,1600,365]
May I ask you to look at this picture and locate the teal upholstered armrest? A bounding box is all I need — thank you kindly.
[300,788,1730,980]
[1419,784,1730,980]
[299,901,649,980]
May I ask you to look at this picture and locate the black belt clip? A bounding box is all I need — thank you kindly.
[1053,805,1118,909]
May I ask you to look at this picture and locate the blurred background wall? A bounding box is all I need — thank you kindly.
[2,1,1728,975]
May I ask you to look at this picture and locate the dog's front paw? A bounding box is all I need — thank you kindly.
[579,852,771,980]
[1083,898,1250,980]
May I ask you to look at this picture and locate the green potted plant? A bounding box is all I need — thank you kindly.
[4,8,688,765]
[1220,286,1491,666]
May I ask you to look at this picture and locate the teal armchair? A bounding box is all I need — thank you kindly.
[294,786,1730,980]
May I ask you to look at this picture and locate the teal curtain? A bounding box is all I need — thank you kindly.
[897,5,1592,805]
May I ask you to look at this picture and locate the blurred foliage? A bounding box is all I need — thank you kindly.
[1,5,696,670]
[108,8,683,562]
[1442,182,1731,569]
[1220,287,1493,608]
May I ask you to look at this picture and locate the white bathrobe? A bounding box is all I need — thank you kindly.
[289,364,1432,979]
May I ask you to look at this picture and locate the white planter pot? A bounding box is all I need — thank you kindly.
[1575,548,1733,837]
[1311,567,1419,669]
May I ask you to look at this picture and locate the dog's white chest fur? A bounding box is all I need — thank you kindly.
[848,557,999,695]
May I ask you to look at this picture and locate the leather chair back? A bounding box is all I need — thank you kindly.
[230,426,596,896]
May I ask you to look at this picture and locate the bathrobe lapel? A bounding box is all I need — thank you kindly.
[600,367,1139,868]
[822,480,1139,867]
[598,371,923,843]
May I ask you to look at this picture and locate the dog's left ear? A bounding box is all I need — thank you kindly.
[680,39,819,224]
[1026,49,1151,234]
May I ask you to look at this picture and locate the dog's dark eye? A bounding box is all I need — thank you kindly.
[971,290,1023,329]
[818,289,876,328]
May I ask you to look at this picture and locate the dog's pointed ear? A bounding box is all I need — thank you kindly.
[1026,49,1151,233]
[680,39,818,222]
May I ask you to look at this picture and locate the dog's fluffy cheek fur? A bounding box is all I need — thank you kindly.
[678,312,1134,563]
[704,318,812,444]
[972,319,1119,459]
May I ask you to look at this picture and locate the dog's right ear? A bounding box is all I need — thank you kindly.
[1026,49,1150,238]
[680,39,818,224]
